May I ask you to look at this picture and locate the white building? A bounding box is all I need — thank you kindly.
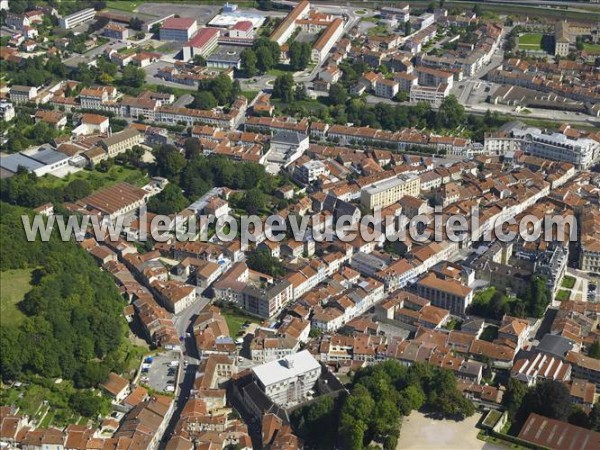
[296,160,329,184]
[251,350,321,406]
[409,83,450,107]
[9,85,37,104]
[510,125,600,170]
[59,8,96,29]
[361,173,421,210]
[264,131,309,174]
[0,100,15,121]
[311,18,344,63]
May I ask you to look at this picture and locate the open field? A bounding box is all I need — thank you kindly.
[0,269,33,326]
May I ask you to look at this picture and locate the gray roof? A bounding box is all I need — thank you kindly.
[0,154,44,173]
[27,148,69,165]
[271,130,308,146]
[535,334,575,359]
[100,128,140,147]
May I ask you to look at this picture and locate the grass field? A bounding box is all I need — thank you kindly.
[0,269,33,327]
[266,67,293,77]
[242,90,259,102]
[518,33,543,49]
[584,43,600,53]
[216,303,261,337]
[561,275,576,289]
[36,165,148,191]
[556,289,571,301]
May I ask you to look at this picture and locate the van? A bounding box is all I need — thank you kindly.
[170,361,179,367]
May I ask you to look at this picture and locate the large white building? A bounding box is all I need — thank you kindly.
[269,0,310,46]
[361,173,421,210]
[510,125,600,169]
[311,18,344,63]
[251,350,321,406]
[59,8,96,29]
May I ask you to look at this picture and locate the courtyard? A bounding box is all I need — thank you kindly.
[397,411,506,450]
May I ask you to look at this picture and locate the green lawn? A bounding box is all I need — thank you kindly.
[266,67,294,77]
[39,410,55,428]
[106,1,143,12]
[584,43,600,53]
[518,33,543,49]
[216,303,261,337]
[367,25,390,37]
[242,90,259,102]
[36,165,148,191]
[561,275,576,289]
[556,289,571,301]
[0,269,33,327]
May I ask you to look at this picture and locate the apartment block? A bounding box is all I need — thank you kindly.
[251,350,321,406]
[416,272,473,316]
[361,173,421,210]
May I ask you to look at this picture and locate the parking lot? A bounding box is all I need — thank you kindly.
[140,351,182,394]
[137,3,221,24]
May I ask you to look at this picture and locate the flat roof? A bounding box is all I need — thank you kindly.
[162,17,196,31]
[208,12,265,29]
[363,173,419,194]
[0,153,44,173]
[26,148,69,165]
[206,45,242,63]
[252,350,320,387]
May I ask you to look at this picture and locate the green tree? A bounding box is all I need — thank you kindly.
[154,144,186,180]
[121,64,145,88]
[272,73,295,103]
[437,95,465,129]
[184,137,201,160]
[404,21,412,35]
[241,48,257,77]
[247,248,285,277]
[253,36,280,65]
[255,45,275,73]
[589,402,600,431]
[329,83,348,105]
[192,91,218,110]
[589,340,600,359]
[240,188,267,215]
[289,41,311,71]
[147,183,188,215]
[64,179,92,202]
[129,17,143,31]
[193,55,207,66]
[523,380,572,422]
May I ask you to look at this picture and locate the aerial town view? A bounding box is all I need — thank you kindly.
[0,0,600,449]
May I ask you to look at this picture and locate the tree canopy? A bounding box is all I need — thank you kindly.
[0,203,126,388]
